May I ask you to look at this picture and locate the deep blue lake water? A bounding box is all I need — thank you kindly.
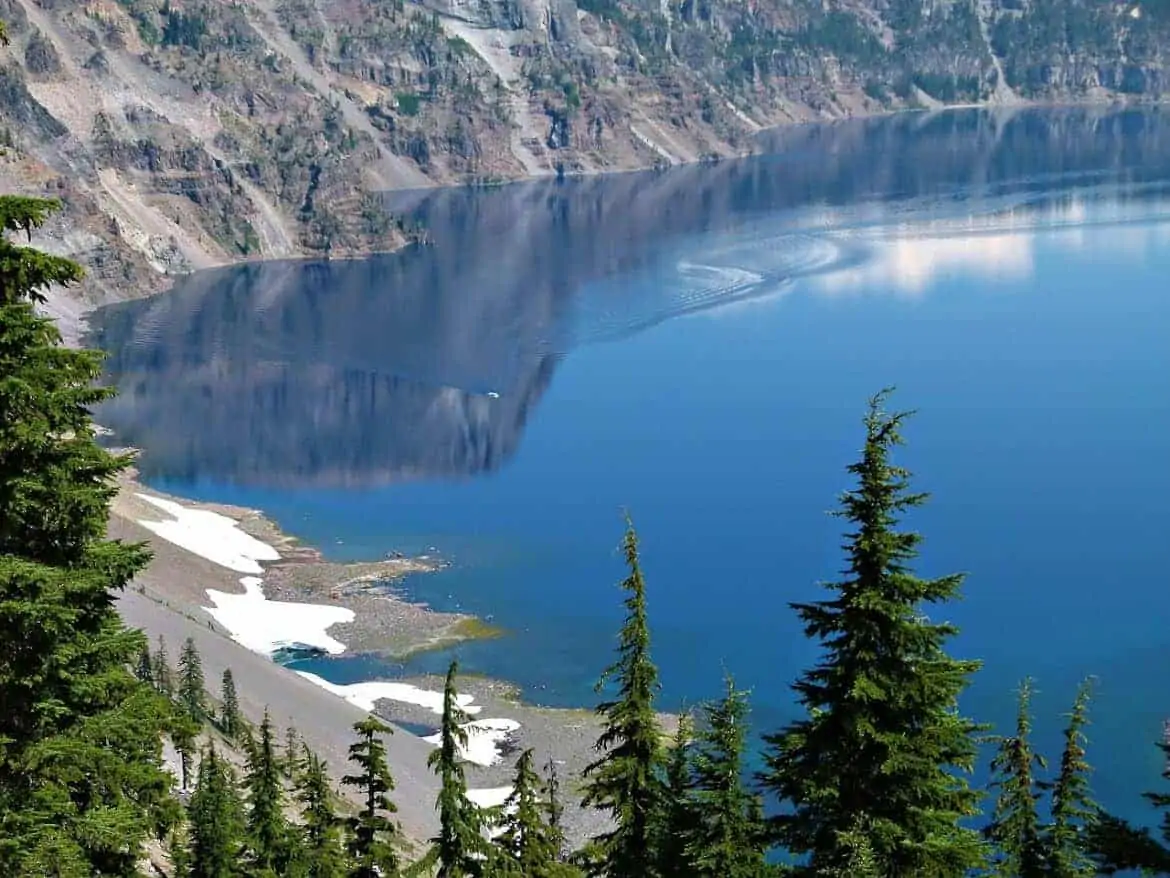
[92,107,1170,823]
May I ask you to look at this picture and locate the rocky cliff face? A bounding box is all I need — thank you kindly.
[0,0,1166,324]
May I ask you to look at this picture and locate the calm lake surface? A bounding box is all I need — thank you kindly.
[92,107,1170,821]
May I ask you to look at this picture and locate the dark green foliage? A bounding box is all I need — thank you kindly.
[656,712,697,876]
[188,743,246,878]
[161,2,208,49]
[0,193,174,874]
[823,817,881,878]
[285,721,301,779]
[220,669,242,739]
[171,706,201,791]
[171,823,193,878]
[685,675,767,877]
[0,197,83,304]
[759,390,986,876]
[297,746,348,878]
[1088,808,1170,875]
[1048,679,1097,877]
[1089,722,1170,873]
[155,634,175,697]
[244,709,295,874]
[137,642,155,685]
[178,636,208,722]
[428,661,491,877]
[494,748,578,877]
[342,715,400,878]
[984,678,1047,878]
[543,754,565,848]
[581,517,665,878]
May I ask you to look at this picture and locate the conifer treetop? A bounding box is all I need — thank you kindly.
[0,196,84,305]
[581,516,666,878]
[760,389,986,877]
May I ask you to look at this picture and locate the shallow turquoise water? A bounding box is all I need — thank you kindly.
[93,108,1170,822]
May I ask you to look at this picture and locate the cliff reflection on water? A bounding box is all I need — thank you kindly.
[91,106,1170,490]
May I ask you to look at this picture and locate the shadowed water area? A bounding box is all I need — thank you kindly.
[92,107,1170,823]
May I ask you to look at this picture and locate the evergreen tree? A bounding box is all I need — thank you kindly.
[220,669,242,739]
[428,660,491,877]
[495,748,578,877]
[342,715,401,878]
[686,674,767,878]
[580,517,665,878]
[178,636,208,722]
[137,642,156,685]
[171,707,201,791]
[297,746,348,878]
[656,711,697,877]
[1047,679,1097,878]
[155,634,175,698]
[543,754,565,852]
[759,390,986,877]
[1087,725,1170,875]
[188,743,245,878]
[171,823,193,878]
[244,709,294,875]
[286,720,301,778]
[0,192,176,873]
[984,678,1047,878]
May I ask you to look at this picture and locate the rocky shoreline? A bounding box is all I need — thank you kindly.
[111,469,493,660]
[106,469,635,848]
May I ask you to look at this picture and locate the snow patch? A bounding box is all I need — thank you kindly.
[205,576,353,656]
[468,786,516,838]
[467,786,513,809]
[423,718,521,767]
[135,493,280,574]
[295,671,483,716]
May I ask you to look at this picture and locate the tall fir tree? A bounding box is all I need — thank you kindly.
[656,711,697,877]
[171,706,201,791]
[0,190,175,873]
[580,517,665,878]
[342,715,401,878]
[137,642,156,685]
[759,390,986,877]
[544,754,565,854]
[187,743,246,878]
[285,720,301,778]
[178,636,208,722]
[428,660,492,878]
[155,634,174,698]
[297,746,348,878]
[686,674,767,878]
[494,748,579,877]
[1047,679,1097,878]
[220,669,242,739]
[984,678,1047,878]
[244,709,295,875]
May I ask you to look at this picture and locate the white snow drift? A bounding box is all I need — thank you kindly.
[135,494,280,574]
[296,671,483,716]
[423,718,521,767]
[135,493,351,655]
[205,577,354,656]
